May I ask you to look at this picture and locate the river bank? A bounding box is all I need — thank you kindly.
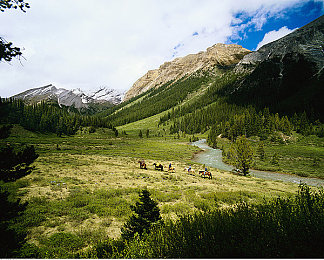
[191,139,324,187]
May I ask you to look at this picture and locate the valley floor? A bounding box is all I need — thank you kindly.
[3,125,323,256]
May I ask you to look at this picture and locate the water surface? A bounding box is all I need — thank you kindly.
[192,139,324,187]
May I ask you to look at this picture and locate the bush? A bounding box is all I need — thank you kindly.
[0,187,27,258]
[0,144,38,182]
[38,232,84,258]
[89,126,96,133]
[119,184,324,258]
[0,124,12,139]
[82,238,125,258]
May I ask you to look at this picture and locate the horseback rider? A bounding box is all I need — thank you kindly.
[204,166,208,177]
[188,165,191,172]
[169,163,172,170]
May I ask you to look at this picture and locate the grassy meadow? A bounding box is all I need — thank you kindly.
[0,124,303,256]
[216,132,324,178]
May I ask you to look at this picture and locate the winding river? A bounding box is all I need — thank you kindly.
[192,139,324,187]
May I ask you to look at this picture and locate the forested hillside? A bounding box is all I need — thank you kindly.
[103,65,323,142]
[0,98,113,135]
[104,16,324,142]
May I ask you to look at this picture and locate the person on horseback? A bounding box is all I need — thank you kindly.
[169,163,172,170]
[204,166,208,177]
[188,165,191,173]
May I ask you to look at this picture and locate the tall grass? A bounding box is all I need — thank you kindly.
[105,184,324,258]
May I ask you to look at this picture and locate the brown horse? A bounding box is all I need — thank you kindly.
[138,160,147,170]
[199,170,212,179]
[153,163,164,171]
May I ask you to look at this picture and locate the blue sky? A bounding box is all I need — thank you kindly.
[0,0,323,97]
[230,1,324,50]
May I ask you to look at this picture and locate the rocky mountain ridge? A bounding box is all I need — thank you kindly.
[236,15,324,73]
[13,84,124,109]
[229,15,324,118]
[124,43,251,101]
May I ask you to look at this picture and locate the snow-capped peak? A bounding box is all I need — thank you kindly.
[12,84,124,109]
[88,86,124,102]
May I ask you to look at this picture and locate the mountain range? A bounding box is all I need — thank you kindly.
[11,15,323,121]
[119,15,323,122]
[12,84,124,109]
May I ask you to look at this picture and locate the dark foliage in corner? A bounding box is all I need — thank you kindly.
[0,0,30,62]
[0,144,38,182]
[0,124,12,139]
[0,187,28,258]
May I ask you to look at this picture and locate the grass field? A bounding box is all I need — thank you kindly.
[0,125,308,256]
[216,132,324,179]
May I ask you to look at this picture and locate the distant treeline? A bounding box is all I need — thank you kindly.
[166,102,323,146]
[156,71,323,140]
[0,98,112,135]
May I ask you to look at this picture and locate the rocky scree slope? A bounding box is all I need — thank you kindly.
[124,43,251,101]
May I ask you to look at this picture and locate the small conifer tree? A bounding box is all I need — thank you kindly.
[257,141,265,160]
[271,153,280,166]
[121,189,162,241]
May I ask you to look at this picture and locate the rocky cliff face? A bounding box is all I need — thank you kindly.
[124,43,251,101]
[13,84,124,109]
[235,15,324,73]
[229,15,324,118]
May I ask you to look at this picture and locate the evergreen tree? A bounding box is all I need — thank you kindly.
[146,129,150,138]
[257,141,265,160]
[113,127,118,137]
[280,116,292,135]
[230,135,254,176]
[271,153,280,166]
[121,189,162,241]
[298,111,310,135]
[139,130,143,138]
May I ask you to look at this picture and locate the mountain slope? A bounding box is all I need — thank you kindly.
[108,16,323,131]
[124,43,250,101]
[227,15,324,119]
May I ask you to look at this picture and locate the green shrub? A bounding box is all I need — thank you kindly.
[38,232,84,258]
[82,238,125,258]
[193,198,211,212]
[119,184,324,258]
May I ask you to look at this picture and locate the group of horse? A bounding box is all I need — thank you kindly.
[137,160,175,172]
[138,160,211,179]
[184,167,212,179]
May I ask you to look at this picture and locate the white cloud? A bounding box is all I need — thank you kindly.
[256,26,298,50]
[0,0,309,97]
